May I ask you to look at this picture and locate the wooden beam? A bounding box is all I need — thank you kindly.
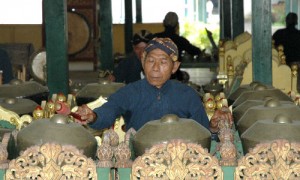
[252,0,272,85]
[125,0,133,54]
[232,0,244,38]
[136,0,142,23]
[220,0,232,39]
[43,0,69,96]
[99,0,114,71]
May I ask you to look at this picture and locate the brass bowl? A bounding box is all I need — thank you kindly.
[76,80,125,105]
[237,99,300,134]
[132,114,211,157]
[17,114,97,158]
[232,98,293,123]
[227,81,263,105]
[203,81,223,96]
[0,80,49,104]
[241,114,300,154]
[232,85,292,108]
[0,97,38,116]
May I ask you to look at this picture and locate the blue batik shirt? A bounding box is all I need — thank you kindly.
[90,78,209,131]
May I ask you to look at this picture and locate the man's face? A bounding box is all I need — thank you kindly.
[142,48,180,88]
[133,42,148,60]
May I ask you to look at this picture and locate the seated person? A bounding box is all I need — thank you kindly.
[74,38,222,133]
[108,30,153,84]
[0,48,13,84]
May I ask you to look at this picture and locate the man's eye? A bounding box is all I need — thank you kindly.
[161,59,168,64]
[146,58,154,63]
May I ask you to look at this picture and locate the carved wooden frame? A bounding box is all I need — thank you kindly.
[5,143,97,179]
[235,139,300,180]
[131,139,223,179]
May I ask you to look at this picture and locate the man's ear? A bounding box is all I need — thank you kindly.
[141,52,146,69]
[172,61,181,74]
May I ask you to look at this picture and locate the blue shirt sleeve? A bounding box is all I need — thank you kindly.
[89,85,133,130]
[183,87,209,129]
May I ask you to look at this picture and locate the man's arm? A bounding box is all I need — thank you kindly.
[272,30,283,47]
[75,85,132,130]
[187,90,210,129]
[179,36,202,56]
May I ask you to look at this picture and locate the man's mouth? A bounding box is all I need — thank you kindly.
[150,76,160,79]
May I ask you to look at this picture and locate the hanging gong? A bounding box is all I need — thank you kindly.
[67,11,91,55]
[29,49,47,84]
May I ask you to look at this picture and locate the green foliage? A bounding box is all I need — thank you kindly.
[271,3,285,25]
[180,21,220,52]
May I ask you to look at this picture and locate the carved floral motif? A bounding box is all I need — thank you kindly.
[235,139,300,180]
[96,140,114,168]
[131,139,223,180]
[114,142,132,168]
[5,143,97,179]
[104,129,119,147]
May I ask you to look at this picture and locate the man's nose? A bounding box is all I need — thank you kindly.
[152,61,160,71]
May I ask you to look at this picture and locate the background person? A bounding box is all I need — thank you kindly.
[153,11,202,81]
[273,12,300,66]
[154,12,202,59]
[0,48,14,84]
[108,30,153,84]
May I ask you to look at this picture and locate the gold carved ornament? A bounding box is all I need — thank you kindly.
[131,139,223,180]
[5,143,97,179]
[0,106,32,130]
[235,139,300,180]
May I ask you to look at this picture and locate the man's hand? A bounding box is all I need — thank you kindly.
[74,104,97,125]
[107,74,116,82]
[209,107,233,133]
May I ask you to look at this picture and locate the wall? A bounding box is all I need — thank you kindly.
[0,23,164,56]
[0,25,43,51]
[112,23,164,55]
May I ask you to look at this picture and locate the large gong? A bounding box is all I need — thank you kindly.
[67,11,91,55]
[29,49,47,84]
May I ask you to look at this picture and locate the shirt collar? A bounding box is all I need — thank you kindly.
[143,79,172,94]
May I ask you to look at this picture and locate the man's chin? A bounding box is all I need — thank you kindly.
[148,80,163,88]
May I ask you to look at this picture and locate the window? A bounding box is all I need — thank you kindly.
[0,0,43,24]
[112,0,185,24]
[111,0,220,50]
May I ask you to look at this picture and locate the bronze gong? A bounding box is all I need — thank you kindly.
[29,49,46,84]
[67,11,90,55]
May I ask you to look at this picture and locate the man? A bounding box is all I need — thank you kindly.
[0,48,14,84]
[153,11,202,81]
[75,38,219,132]
[154,12,202,60]
[273,12,300,66]
[108,30,153,84]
